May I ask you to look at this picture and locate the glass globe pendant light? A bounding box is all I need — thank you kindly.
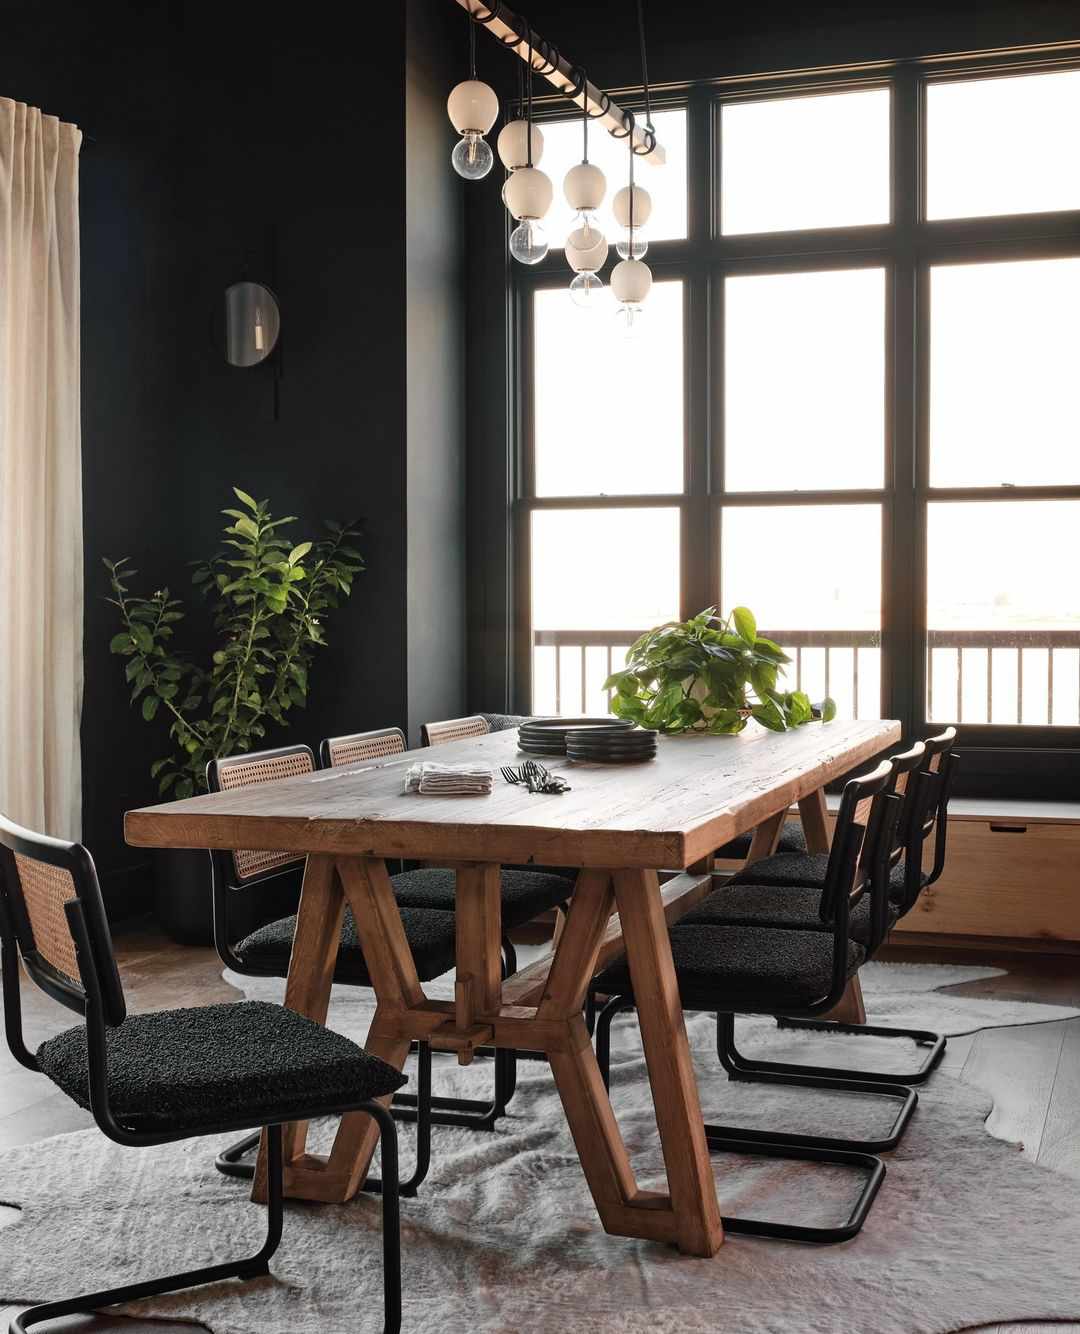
[506,31,553,265]
[447,17,498,181]
[611,140,652,334]
[612,183,652,258]
[563,79,609,301]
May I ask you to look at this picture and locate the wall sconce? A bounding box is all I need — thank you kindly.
[225,282,280,367]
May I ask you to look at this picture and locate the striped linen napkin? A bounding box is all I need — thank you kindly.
[403,762,494,796]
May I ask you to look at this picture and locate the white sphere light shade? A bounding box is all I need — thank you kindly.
[612,183,653,229]
[563,161,607,211]
[503,166,553,221]
[496,119,544,170]
[565,225,609,273]
[611,257,652,305]
[447,80,499,134]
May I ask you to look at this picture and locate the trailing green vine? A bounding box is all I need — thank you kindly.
[105,488,363,798]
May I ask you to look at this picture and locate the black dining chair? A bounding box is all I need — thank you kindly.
[590,761,909,1243]
[0,812,404,1334]
[717,728,959,1083]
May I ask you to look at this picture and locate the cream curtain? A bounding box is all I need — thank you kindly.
[0,98,83,838]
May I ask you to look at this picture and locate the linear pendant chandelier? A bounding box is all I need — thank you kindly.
[445,0,665,322]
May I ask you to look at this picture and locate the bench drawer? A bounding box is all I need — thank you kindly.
[893,820,1080,942]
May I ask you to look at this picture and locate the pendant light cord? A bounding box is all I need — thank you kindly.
[582,71,589,163]
[628,137,635,238]
[637,0,653,135]
[526,28,534,167]
[469,13,478,80]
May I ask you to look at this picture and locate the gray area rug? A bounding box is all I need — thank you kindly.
[1,964,1078,1333]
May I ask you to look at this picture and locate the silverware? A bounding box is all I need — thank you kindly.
[502,760,570,794]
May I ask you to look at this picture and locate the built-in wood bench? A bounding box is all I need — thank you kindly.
[716,797,1080,952]
[891,798,1080,951]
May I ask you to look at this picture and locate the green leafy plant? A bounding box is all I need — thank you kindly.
[105,488,363,799]
[603,606,837,735]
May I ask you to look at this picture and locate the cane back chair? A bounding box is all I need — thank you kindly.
[0,813,403,1333]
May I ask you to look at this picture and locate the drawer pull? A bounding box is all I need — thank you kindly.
[988,823,1027,834]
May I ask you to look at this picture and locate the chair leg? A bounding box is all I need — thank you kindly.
[774,1014,946,1085]
[715,1012,918,1153]
[363,1101,403,1334]
[215,1045,434,1195]
[367,1039,432,1198]
[391,1042,518,1132]
[11,1123,286,1333]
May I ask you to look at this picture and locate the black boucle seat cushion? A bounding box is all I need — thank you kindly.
[715,823,807,860]
[683,884,898,947]
[36,1001,407,1134]
[731,852,922,904]
[391,867,572,929]
[594,926,865,1014]
[236,905,457,983]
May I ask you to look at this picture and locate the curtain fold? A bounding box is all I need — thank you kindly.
[0,98,83,838]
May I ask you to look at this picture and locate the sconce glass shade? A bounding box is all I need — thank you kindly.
[612,183,653,229]
[447,79,499,134]
[497,119,544,170]
[563,161,607,211]
[504,166,554,221]
[224,282,280,367]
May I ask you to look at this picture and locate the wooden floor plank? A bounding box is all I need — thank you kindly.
[1036,1016,1080,1178]
[959,1020,1068,1160]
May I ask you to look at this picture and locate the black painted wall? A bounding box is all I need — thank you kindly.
[3,0,466,916]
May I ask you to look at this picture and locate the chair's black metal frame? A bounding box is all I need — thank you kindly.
[0,815,401,1334]
[776,728,959,1084]
[591,762,910,1243]
[207,742,519,1188]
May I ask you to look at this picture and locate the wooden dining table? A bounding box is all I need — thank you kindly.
[125,716,899,1258]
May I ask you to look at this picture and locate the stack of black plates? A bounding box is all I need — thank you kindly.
[565,726,658,765]
[518,716,636,757]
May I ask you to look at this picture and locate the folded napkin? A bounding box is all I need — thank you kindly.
[403,762,494,796]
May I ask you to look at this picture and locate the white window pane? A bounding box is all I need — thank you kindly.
[531,508,679,632]
[927,71,1080,221]
[721,505,882,719]
[534,281,683,496]
[927,501,1080,726]
[721,505,881,631]
[721,89,890,235]
[534,108,687,249]
[929,258,1080,487]
[725,269,885,491]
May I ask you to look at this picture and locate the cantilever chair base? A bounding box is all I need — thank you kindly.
[12,1111,402,1334]
[708,1132,886,1244]
[715,1012,919,1152]
[593,998,887,1244]
[774,1015,947,1085]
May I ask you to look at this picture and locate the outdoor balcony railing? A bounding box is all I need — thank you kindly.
[532,628,1080,726]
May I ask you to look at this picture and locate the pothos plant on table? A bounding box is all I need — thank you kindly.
[603,606,836,734]
[105,487,364,800]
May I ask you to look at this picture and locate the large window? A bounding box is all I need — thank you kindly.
[510,58,1080,781]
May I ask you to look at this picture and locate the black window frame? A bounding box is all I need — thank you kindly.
[504,48,1080,798]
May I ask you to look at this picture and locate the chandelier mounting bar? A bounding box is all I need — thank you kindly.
[451,0,666,166]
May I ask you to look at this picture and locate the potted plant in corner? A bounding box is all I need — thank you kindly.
[603,605,836,734]
[105,487,363,942]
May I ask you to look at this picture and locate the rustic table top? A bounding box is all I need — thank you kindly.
[125,718,900,870]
